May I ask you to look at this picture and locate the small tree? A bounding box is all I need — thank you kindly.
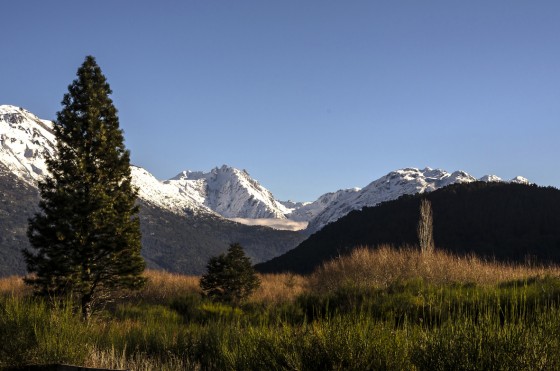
[418,198,435,254]
[24,56,146,320]
[200,243,260,304]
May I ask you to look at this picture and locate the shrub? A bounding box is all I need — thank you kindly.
[200,243,260,304]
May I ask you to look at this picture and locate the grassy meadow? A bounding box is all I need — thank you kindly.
[2,246,560,370]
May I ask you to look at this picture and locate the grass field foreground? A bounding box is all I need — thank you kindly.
[2,246,560,370]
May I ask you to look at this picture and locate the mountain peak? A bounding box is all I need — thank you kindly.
[0,105,56,185]
[510,176,530,184]
[166,164,290,219]
[479,174,503,182]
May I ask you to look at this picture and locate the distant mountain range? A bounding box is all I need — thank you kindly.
[0,104,532,276]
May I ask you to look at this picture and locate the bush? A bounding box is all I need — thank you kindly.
[200,243,260,304]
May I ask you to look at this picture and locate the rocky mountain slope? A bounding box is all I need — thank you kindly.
[0,105,56,186]
[167,166,291,219]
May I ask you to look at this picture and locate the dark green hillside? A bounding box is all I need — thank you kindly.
[256,182,560,274]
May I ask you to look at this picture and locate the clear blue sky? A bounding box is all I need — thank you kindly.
[2,1,559,201]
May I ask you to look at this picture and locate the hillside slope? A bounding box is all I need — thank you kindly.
[0,167,304,276]
[256,182,560,274]
[0,163,40,275]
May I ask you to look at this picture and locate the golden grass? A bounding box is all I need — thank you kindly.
[310,245,560,293]
[4,247,559,304]
[129,269,201,303]
[249,273,307,304]
[0,270,308,305]
[0,275,29,297]
[0,270,202,303]
[138,270,308,304]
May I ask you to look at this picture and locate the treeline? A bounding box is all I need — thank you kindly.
[257,182,560,274]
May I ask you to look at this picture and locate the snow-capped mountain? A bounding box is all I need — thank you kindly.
[283,188,361,222]
[510,176,530,184]
[0,105,211,217]
[0,105,55,185]
[167,166,291,219]
[0,105,292,224]
[130,166,215,216]
[305,167,530,233]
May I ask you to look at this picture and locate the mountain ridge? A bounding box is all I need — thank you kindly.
[305,167,529,233]
[0,104,530,233]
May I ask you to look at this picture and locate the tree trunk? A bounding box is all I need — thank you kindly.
[81,293,92,321]
[418,199,435,254]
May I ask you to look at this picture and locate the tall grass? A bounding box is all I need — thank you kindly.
[113,270,305,305]
[3,290,560,370]
[310,245,560,293]
[250,273,306,304]
[0,275,29,297]
[127,270,201,304]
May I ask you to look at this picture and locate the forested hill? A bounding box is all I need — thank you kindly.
[256,182,560,274]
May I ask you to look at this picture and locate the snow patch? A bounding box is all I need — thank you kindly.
[228,218,308,231]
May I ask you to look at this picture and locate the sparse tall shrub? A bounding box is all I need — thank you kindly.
[200,243,261,304]
[418,198,435,254]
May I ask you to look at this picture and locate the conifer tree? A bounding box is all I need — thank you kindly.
[200,243,261,304]
[24,56,146,320]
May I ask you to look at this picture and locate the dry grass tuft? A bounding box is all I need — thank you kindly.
[310,245,560,293]
[250,273,307,304]
[0,275,29,297]
[131,269,201,303]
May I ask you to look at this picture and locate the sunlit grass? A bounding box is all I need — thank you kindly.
[310,245,560,293]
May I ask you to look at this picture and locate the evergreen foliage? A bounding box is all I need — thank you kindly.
[24,56,146,319]
[200,243,260,304]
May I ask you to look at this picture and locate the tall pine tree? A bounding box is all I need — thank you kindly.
[24,56,146,320]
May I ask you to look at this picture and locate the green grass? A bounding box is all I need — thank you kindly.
[2,277,560,370]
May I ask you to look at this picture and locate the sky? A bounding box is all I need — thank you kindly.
[2,1,559,201]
